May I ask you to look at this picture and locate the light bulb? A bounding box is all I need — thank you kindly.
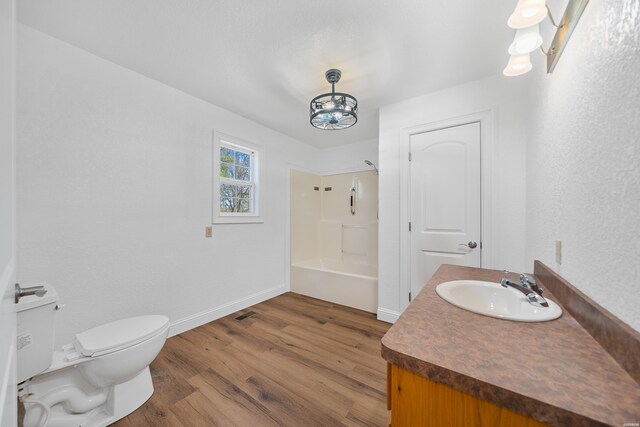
[508,25,543,55]
[508,0,548,29]
[503,54,533,77]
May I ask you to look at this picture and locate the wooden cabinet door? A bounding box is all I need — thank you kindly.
[388,365,547,427]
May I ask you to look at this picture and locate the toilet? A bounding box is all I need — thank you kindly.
[16,283,169,427]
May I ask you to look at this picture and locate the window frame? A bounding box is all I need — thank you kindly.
[212,131,264,224]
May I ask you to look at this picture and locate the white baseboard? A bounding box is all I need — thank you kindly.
[168,284,287,337]
[377,307,400,323]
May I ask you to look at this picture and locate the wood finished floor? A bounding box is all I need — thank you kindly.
[113,292,391,427]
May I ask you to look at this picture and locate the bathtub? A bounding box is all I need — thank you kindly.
[290,258,378,313]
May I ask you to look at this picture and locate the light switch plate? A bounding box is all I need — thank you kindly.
[205,226,213,238]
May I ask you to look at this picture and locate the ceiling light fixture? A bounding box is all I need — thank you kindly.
[310,69,358,130]
[503,0,589,76]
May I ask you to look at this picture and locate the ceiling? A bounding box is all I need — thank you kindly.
[17,1,515,148]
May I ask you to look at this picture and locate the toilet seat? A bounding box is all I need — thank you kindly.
[74,315,169,357]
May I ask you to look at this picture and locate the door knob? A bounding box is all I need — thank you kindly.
[15,283,47,303]
[460,241,478,249]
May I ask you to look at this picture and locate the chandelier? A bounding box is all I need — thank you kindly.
[309,69,358,130]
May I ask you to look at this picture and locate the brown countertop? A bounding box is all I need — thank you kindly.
[381,264,640,426]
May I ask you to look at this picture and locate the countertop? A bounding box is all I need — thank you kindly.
[381,264,640,426]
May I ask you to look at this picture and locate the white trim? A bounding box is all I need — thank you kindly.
[0,260,16,426]
[168,284,286,337]
[285,164,315,296]
[287,165,373,177]
[0,258,15,292]
[1,0,17,423]
[398,110,494,312]
[284,166,293,292]
[317,166,373,176]
[0,342,15,427]
[377,307,400,324]
[212,130,264,224]
[0,260,14,297]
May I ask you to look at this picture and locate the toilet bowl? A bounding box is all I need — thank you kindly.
[17,283,169,427]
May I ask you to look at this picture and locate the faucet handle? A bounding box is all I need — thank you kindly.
[521,273,536,285]
[503,270,544,295]
[503,270,536,283]
[520,275,543,295]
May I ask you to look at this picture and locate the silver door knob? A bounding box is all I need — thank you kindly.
[460,241,478,249]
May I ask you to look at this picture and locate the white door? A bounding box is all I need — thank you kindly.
[0,0,17,424]
[410,122,481,299]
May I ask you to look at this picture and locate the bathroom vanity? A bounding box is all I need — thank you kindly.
[381,264,640,426]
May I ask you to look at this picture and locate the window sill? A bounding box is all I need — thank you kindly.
[213,215,264,224]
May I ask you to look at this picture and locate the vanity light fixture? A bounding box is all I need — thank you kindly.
[310,69,358,130]
[503,0,589,76]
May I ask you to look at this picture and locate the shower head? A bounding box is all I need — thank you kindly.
[364,160,379,175]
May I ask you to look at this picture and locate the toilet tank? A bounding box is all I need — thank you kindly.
[16,283,59,383]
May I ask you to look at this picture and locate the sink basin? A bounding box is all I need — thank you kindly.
[435,280,562,322]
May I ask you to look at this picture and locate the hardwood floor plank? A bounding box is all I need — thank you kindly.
[249,320,359,374]
[283,324,386,372]
[113,392,186,427]
[168,389,239,426]
[148,353,199,406]
[227,328,385,404]
[187,369,282,426]
[349,363,389,392]
[221,338,356,418]
[345,394,391,427]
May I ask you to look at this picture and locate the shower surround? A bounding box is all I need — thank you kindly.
[290,169,378,312]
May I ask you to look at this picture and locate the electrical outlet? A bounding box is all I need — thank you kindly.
[555,240,562,265]
[205,226,213,238]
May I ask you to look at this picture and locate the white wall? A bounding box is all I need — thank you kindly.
[317,138,379,175]
[525,0,640,331]
[0,0,17,424]
[16,25,319,346]
[378,74,529,320]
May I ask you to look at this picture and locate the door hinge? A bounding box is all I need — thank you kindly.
[408,152,412,161]
[409,222,412,231]
[409,291,412,302]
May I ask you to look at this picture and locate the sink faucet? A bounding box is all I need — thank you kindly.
[500,271,549,308]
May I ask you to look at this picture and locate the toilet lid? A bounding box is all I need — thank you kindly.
[74,315,169,357]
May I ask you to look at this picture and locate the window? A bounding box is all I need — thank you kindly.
[213,132,263,223]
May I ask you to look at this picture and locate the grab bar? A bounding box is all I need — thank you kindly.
[350,187,356,215]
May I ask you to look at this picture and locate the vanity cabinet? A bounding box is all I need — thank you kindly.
[386,363,547,427]
[382,264,640,426]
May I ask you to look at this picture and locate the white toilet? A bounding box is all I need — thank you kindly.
[16,283,169,427]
